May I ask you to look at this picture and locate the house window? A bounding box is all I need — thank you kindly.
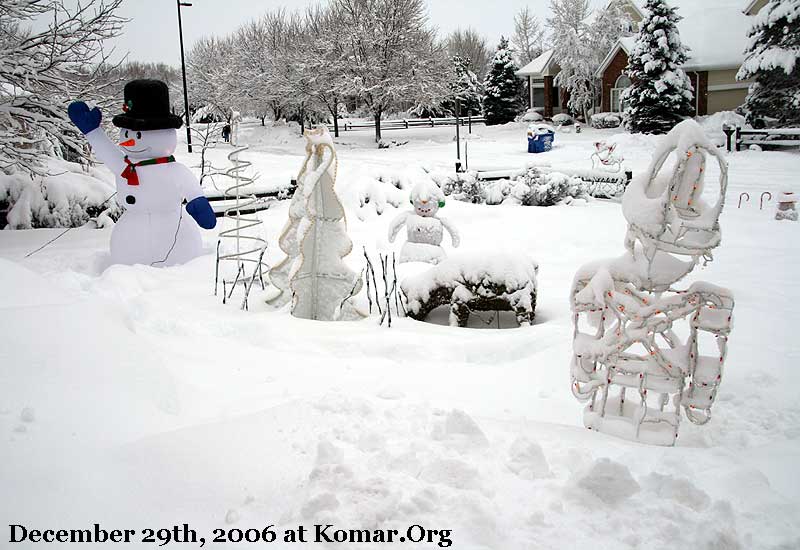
[611,75,632,112]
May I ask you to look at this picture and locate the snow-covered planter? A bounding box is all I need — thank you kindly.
[401,253,538,327]
[0,158,120,229]
[552,113,574,126]
[590,112,622,129]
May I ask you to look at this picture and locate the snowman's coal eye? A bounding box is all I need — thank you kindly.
[125,131,128,138]
[136,131,141,139]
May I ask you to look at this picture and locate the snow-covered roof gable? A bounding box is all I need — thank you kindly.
[516,49,556,78]
[743,0,768,16]
[594,37,637,78]
[600,0,752,74]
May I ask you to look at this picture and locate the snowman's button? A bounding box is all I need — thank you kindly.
[125,195,136,205]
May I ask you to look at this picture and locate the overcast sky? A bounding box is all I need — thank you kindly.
[106,0,607,67]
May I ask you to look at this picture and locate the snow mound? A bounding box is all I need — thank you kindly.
[573,458,640,505]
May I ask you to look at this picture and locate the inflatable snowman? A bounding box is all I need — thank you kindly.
[68,79,216,266]
[388,181,459,264]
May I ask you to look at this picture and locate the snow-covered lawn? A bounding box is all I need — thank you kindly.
[2,121,799,549]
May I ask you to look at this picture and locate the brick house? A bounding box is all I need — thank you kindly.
[517,0,762,119]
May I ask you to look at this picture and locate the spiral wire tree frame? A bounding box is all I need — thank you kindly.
[214,146,269,310]
[569,121,735,446]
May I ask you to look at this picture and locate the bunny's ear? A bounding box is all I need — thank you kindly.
[438,200,445,208]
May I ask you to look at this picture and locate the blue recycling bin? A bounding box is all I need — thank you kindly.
[528,131,555,153]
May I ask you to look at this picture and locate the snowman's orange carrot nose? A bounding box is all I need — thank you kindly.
[421,199,428,204]
[119,138,135,147]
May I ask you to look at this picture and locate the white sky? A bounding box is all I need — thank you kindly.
[105,0,608,66]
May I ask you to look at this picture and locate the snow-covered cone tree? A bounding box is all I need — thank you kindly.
[621,0,694,134]
[269,127,363,321]
[483,37,523,125]
[737,0,800,127]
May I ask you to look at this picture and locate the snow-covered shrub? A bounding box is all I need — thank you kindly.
[517,168,585,206]
[0,158,120,229]
[552,113,574,126]
[520,109,544,122]
[439,171,484,204]
[483,180,514,205]
[590,113,622,129]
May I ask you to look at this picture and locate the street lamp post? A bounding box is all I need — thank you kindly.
[176,0,193,153]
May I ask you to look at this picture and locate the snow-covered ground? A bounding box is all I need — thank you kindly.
[2,120,799,549]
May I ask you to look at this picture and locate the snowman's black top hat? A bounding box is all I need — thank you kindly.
[112,79,184,131]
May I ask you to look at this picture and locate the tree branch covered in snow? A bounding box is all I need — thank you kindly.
[737,0,800,127]
[0,0,126,175]
[512,6,547,67]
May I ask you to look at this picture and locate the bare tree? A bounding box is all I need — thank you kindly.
[334,0,448,143]
[512,7,547,66]
[446,28,491,80]
[0,0,126,174]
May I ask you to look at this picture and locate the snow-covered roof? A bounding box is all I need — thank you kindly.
[516,49,555,78]
[598,0,753,75]
[594,37,637,78]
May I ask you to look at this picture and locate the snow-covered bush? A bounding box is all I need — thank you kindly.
[438,172,484,204]
[518,168,585,206]
[520,109,544,122]
[552,113,574,126]
[590,112,622,129]
[0,158,120,229]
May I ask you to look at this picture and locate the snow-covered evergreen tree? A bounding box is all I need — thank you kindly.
[737,0,800,127]
[483,37,522,125]
[621,0,694,134]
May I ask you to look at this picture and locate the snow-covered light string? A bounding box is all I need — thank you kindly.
[215,146,268,309]
[569,121,735,446]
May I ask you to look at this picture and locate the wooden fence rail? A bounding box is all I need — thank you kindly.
[341,115,485,132]
[731,126,800,152]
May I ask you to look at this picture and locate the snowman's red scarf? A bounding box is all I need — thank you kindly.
[121,155,175,186]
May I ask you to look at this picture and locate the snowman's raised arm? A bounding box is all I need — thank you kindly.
[176,163,216,229]
[440,216,460,248]
[84,128,126,175]
[388,211,410,243]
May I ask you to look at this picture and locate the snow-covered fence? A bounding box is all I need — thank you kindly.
[205,182,296,217]
[341,116,485,132]
[731,127,800,152]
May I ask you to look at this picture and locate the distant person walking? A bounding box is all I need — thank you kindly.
[222,123,231,143]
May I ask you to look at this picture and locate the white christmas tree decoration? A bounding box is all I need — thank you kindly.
[388,181,460,264]
[268,126,363,321]
[569,120,734,446]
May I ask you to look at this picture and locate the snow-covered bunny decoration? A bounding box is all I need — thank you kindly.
[68,79,216,267]
[388,181,459,264]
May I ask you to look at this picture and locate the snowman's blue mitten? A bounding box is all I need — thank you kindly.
[67,101,102,134]
[186,196,217,229]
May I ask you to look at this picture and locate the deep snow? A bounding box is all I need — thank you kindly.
[1,120,799,550]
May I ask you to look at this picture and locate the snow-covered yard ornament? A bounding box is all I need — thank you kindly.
[775,192,798,221]
[268,126,363,321]
[67,80,216,266]
[591,141,624,173]
[388,181,459,264]
[570,120,735,446]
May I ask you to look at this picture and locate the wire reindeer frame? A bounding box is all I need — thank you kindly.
[569,121,734,446]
